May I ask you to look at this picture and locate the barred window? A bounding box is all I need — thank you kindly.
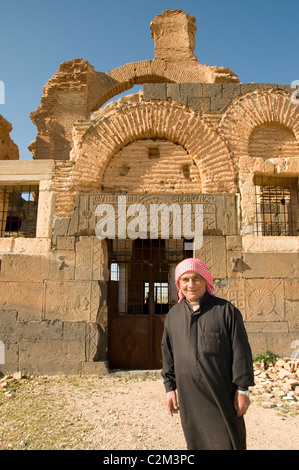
[0,185,39,238]
[254,176,298,236]
[144,281,169,304]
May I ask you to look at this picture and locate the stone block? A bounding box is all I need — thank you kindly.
[221,83,241,99]
[285,280,299,301]
[180,83,203,101]
[0,254,50,282]
[246,331,267,356]
[0,281,43,321]
[0,239,13,254]
[0,342,18,374]
[195,236,226,279]
[19,338,85,376]
[245,321,289,333]
[56,236,75,251]
[226,236,243,277]
[35,188,55,238]
[210,97,232,112]
[227,253,243,278]
[226,236,242,251]
[242,236,299,253]
[187,97,211,113]
[0,309,18,341]
[13,238,51,254]
[52,217,70,239]
[198,97,211,113]
[49,250,75,280]
[245,279,284,322]
[216,278,246,315]
[262,333,294,359]
[240,83,262,94]
[74,236,109,281]
[63,321,86,341]
[217,278,286,324]
[166,83,181,102]
[0,160,54,182]
[81,361,109,376]
[143,84,167,101]
[73,193,238,239]
[92,240,110,281]
[75,236,93,280]
[202,83,222,98]
[246,327,295,358]
[85,322,103,361]
[17,320,63,341]
[242,253,299,278]
[44,280,93,322]
[286,300,299,333]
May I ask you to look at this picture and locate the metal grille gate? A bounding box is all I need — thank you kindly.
[108,238,192,369]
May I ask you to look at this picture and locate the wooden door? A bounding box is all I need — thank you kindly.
[108,238,191,369]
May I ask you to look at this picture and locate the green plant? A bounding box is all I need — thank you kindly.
[253,349,276,369]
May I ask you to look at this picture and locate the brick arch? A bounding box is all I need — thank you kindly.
[249,122,299,159]
[91,59,209,111]
[70,100,237,194]
[219,88,299,163]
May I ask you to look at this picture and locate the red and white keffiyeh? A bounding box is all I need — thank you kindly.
[175,258,217,302]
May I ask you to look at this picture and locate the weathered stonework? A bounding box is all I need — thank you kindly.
[28,10,239,163]
[0,10,298,374]
[0,115,19,161]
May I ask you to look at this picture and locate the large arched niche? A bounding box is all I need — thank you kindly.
[219,88,299,164]
[102,138,202,193]
[70,100,237,197]
[248,122,299,159]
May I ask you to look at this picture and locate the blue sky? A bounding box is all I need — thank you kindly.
[1,0,298,159]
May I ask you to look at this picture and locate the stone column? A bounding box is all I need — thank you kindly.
[150,10,198,66]
[35,180,55,238]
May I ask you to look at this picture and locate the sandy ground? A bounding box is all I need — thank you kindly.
[67,373,299,451]
[0,372,298,451]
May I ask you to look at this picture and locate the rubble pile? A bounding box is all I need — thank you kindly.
[0,371,48,398]
[252,358,299,410]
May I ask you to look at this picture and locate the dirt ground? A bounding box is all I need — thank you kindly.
[0,371,298,451]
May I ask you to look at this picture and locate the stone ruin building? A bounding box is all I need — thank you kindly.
[0,10,298,375]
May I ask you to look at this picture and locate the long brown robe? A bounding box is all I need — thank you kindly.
[161,292,255,450]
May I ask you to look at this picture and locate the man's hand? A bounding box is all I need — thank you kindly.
[233,391,250,417]
[165,391,179,416]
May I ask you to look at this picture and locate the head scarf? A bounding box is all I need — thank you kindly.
[175,258,217,302]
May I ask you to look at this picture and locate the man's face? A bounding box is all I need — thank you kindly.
[179,270,207,303]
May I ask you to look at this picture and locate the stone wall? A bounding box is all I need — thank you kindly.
[0,236,109,375]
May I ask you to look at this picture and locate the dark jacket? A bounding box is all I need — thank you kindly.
[161,292,255,450]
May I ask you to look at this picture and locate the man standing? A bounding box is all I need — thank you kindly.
[161,258,254,450]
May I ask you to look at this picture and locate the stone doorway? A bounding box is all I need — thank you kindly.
[107,238,192,369]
